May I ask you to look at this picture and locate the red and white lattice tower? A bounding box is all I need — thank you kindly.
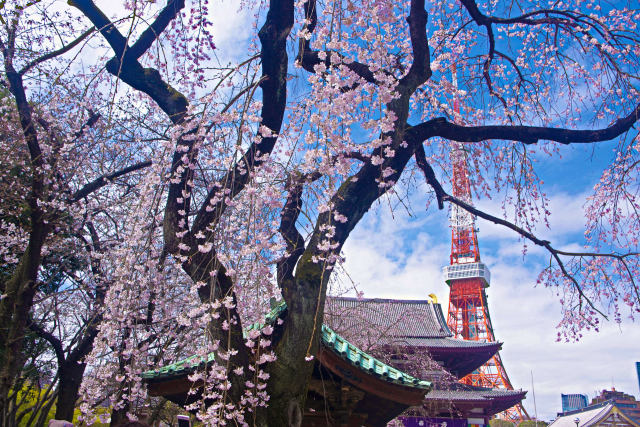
[443,65,529,422]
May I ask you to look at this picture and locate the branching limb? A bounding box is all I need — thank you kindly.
[277,171,326,300]
[458,0,497,96]
[296,0,383,85]
[73,109,100,139]
[128,0,184,60]
[70,0,189,123]
[190,0,295,235]
[70,160,152,203]
[19,28,95,75]
[28,320,65,365]
[414,142,445,209]
[409,105,640,145]
[400,0,431,91]
[458,0,634,112]
[4,58,43,172]
[277,176,307,289]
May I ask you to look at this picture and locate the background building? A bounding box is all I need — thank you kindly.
[590,389,640,424]
[562,394,589,413]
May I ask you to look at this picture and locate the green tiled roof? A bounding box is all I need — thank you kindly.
[142,301,431,391]
[243,299,287,337]
[320,323,431,390]
[142,302,289,381]
[141,352,216,379]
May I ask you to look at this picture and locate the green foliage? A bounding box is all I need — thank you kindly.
[14,383,56,427]
[150,398,190,426]
[490,419,515,427]
[13,383,110,427]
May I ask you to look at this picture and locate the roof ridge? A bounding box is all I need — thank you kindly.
[329,296,434,304]
[431,302,453,336]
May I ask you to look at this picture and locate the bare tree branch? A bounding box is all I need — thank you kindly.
[414,142,445,209]
[73,110,100,139]
[296,0,383,85]
[70,160,152,203]
[409,105,640,145]
[277,175,316,293]
[190,0,295,235]
[70,0,189,124]
[28,320,65,365]
[128,0,184,60]
[400,0,431,91]
[19,28,95,75]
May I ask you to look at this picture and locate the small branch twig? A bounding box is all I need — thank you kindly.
[19,28,95,75]
[70,160,152,202]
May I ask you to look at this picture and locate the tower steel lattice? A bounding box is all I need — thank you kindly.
[443,65,529,422]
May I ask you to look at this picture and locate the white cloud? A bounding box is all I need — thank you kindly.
[208,1,259,60]
[475,190,589,245]
[337,200,451,300]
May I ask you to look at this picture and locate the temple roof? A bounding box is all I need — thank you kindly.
[324,297,502,377]
[144,297,503,383]
[325,297,453,340]
[142,301,430,391]
[142,299,525,424]
[425,383,526,402]
[143,302,433,426]
[320,323,431,390]
[140,352,215,381]
[549,403,640,427]
[419,375,527,417]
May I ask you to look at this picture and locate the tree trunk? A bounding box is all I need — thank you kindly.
[110,403,130,427]
[55,361,87,421]
[1,66,48,427]
[261,365,308,427]
[0,226,46,426]
[260,258,328,426]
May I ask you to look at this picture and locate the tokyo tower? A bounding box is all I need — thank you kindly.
[442,66,529,421]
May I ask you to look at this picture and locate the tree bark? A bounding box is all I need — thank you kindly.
[0,200,47,426]
[54,361,87,421]
[0,51,49,427]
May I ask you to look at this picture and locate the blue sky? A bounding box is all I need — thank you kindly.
[209,1,640,422]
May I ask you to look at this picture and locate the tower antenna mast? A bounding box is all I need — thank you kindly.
[444,63,530,422]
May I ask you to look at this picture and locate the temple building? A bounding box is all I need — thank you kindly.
[324,297,526,425]
[549,402,640,427]
[142,297,525,426]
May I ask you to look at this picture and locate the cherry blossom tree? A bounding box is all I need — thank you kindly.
[2,0,640,425]
[0,3,153,423]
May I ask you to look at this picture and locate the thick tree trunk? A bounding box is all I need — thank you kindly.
[1,52,48,427]
[260,258,328,426]
[55,361,87,421]
[110,406,129,427]
[261,346,313,427]
[0,228,46,426]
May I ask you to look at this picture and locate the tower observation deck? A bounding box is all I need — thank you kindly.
[444,65,529,422]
